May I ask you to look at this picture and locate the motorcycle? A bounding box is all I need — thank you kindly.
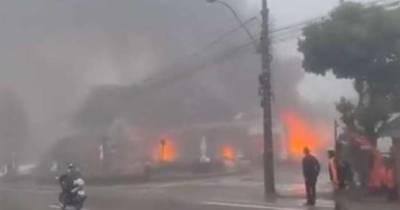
[57,177,87,210]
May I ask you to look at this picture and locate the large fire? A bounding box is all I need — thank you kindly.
[282,111,329,159]
[221,145,236,161]
[156,138,177,162]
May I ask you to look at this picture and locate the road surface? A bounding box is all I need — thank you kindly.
[0,170,334,210]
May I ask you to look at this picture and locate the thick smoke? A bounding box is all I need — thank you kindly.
[0,0,261,161]
[0,0,355,162]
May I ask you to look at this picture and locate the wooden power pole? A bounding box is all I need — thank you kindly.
[259,0,275,196]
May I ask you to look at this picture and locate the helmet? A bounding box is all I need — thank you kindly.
[67,163,76,170]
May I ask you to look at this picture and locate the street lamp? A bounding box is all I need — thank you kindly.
[206,0,257,47]
[206,0,275,196]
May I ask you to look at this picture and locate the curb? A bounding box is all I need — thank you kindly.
[32,169,250,186]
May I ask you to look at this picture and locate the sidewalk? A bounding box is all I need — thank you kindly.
[33,166,250,186]
[237,167,333,199]
[186,168,336,209]
[337,190,400,210]
[341,200,399,210]
[205,168,395,210]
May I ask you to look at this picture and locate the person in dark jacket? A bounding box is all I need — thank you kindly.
[302,147,321,206]
[58,163,82,208]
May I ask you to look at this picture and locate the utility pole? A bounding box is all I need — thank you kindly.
[259,0,275,196]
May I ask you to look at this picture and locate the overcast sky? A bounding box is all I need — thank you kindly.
[245,0,370,24]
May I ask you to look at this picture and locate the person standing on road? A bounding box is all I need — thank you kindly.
[328,150,339,190]
[302,147,321,206]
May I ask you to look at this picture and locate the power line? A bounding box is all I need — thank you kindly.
[143,4,328,86]
[198,17,258,53]
[140,0,400,91]
[140,16,258,86]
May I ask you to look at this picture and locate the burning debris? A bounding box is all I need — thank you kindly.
[156,138,177,163]
[221,145,236,161]
[282,111,330,159]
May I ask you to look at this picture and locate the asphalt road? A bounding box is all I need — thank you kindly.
[0,170,334,210]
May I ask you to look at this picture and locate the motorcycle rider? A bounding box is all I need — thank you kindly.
[58,163,86,210]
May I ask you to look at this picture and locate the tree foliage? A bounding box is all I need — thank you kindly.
[299,3,400,84]
[299,3,400,138]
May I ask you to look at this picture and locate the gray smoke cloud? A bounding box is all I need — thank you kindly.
[0,0,259,161]
[0,0,362,161]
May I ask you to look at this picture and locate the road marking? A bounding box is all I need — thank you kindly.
[49,204,89,210]
[294,199,334,208]
[205,199,334,209]
[202,201,301,210]
[49,204,63,209]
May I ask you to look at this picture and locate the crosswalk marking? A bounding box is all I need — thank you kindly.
[49,204,89,210]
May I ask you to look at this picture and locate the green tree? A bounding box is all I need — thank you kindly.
[299,2,400,140]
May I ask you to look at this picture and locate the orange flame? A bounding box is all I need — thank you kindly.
[282,111,328,159]
[156,138,177,162]
[369,149,388,188]
[221,145,236,160]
